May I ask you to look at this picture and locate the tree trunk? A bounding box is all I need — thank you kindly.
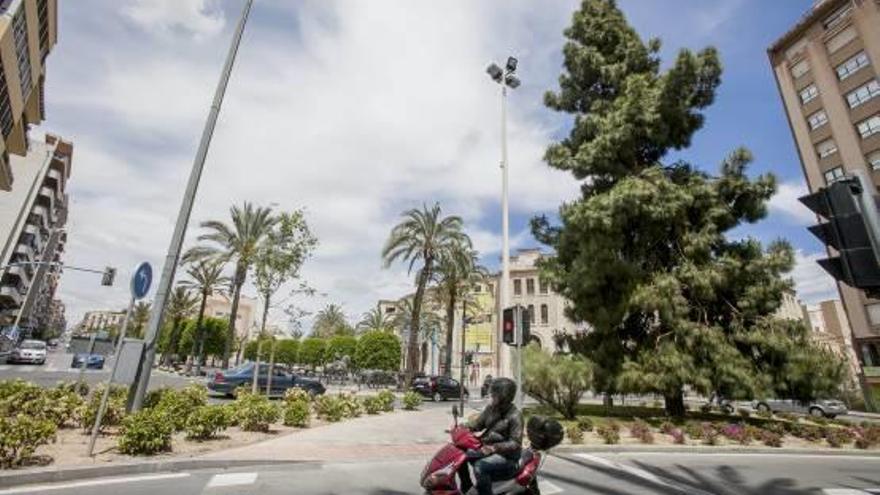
[223,264,246,369]
[266,340,276,396]
[189,291,208,375]
[406,260,432,385]
[252,339,263,394]
[443,293,455,377]
[664,389,686,418]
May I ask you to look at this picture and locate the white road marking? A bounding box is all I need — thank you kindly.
[0,473,190,494]
[539,480,564,494]
[205,472,258,488]
[574,453,714,495]
[602,452,880,461]
[822,490,873,495]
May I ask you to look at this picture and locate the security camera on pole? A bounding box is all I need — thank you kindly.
[486,56,520,381]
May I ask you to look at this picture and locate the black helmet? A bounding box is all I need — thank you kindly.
[489,377,516,409]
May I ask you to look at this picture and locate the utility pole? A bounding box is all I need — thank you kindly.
[129,0,254,411]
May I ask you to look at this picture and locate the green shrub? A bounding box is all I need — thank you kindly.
[143,387,173,409]
[283,400,311,427]
[42,387,85,427]
[338,393,362,418]
[377,390,395,412]
[825,427,854,448]
[659,421,676,435]
[234,394,279,432]
[185,406,230,440]
[566,423,584,444]
[221,403,240,426]
[855,436,871,449]
[402,391,422,410]
[630,420,654,444]
[55,380,89,397]
[0,415,56,468]
[354,331,401,371]
[284,388,312,404]
[362,396,382,415]
[577,417,594,432]
[597,424,620,444]
[314,395,345,422]
[154,385,208,432]
[762,421,787,436]
[759,430,783,448]
[684,422,704,439]
[118,409,173,455]
[77,384,127,432]
[522,344,591,419]
[701,423,719,446]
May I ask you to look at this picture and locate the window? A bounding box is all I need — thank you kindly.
[858,115,880,139]
[823,4,853,30]
[825,25,857,54]
[807,110,828,130]
[540,304,548,325]
[837,51,870,80]
[816,139,838,158]
[867,303,880,326]
[526,278,535,295]
[868,150,880,171]
[527,304,535,324]
[824,166,845,184]
[846,80,880,109]
[800,84,819,104]
[473,284,481,293]
[785,38,807,60]
[488,283,494,294]
[539,279,548,294]
[12,6,31,100]
[790,59,810,79]
[513,279,522,296]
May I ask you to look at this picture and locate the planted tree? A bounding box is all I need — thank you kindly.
[325,335,357,363]
[312,304,354,338]
[130,301,152,339]
[433,242,484,377]
[357,306,392,333]
[160,286,199,366]
[299,337,327,369]
[275,339,300,367]
[354,330,401,372]
[534,0,843,417]
[178,258,229,374]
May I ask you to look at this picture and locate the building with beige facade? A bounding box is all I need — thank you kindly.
[0,0,58,191]
[204,293,257,341]
[803,299,862,383]
[769,0,880,400]
[77,309,126,334]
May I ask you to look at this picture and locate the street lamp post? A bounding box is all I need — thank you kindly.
[486,57,520,381]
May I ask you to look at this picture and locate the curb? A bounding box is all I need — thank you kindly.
[552,444,880,457]
[0,458,307,489]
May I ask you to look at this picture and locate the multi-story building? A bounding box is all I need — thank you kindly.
[803,299,862,383]
[0,0,58,191]
[204,293,257,341]
[77,309,126,334]
[768,0,880,401]
[0,134,71,336]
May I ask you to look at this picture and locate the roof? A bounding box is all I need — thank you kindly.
[767,0,848,54]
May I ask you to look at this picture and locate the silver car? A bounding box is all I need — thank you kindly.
[8,340,47,364]
[752,398,847,418]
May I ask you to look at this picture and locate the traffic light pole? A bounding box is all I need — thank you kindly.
[516,306,523,410]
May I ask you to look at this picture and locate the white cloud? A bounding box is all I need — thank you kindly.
[123,0,225,40]
[789,249,840,304]
[768,180,816,226]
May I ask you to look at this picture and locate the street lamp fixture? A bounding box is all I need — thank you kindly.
[486,63,503,82]
[506,56,518,72]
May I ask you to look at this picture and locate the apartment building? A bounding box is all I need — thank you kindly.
[768,0,880,399]
[0,134,70,336]
[204,293,257,341]
[803,299,862,383]
[0,0,58,191]
[77,309,126,334]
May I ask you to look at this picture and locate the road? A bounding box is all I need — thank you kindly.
[2,452,879,495]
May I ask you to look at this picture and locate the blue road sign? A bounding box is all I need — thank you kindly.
[131,262,152,300]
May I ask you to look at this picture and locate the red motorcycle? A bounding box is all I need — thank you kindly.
[420,406,562,494]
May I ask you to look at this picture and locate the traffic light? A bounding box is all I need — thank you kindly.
[502,307,515,344]
[520,307,530,345]
[101,267,116,287]
[800,176,880,294]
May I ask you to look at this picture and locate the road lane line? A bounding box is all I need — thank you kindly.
[822,490,872,495]
[574,453,715,495]
[205,472,258,488]
[0,473,190,494]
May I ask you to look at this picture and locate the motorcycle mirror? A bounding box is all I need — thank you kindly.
[452,405,459,418]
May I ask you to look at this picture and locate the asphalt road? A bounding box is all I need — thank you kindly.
[2,452,879,495]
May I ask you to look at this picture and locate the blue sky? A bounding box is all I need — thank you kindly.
[38,0,836,330]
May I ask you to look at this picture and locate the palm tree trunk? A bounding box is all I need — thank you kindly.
[190,290,209,375]
[223,264,246,369]
[260,291,271,335]
[443,292,456,377]
[407,261,432,385]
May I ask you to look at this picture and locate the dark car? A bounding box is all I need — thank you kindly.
[412,375,469,402]
[207,362,326,398]
[480,375,494,398]
[71,353,105,369]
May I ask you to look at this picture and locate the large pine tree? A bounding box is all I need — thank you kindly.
[534,0,843,416]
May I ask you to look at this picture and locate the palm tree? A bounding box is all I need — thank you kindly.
[357,306,391,333]
[433,242,485,376]
[188,202,277,368]
[130,301,152,339]
[391,298,443,373]
[382,203,467,383]
[178,257,229,374]
[313,303,353,338]
[161,286,199,366]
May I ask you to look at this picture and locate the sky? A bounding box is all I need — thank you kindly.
[38,0,839,332]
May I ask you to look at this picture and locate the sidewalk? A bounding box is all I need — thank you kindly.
[202,406,455,463]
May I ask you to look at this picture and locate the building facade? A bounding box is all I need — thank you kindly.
[803,299,863,383]
[0,0,58,191]
[0,134,71,337]
[768,0,880,399]
[77,309,126,334]
[204,293,257,341]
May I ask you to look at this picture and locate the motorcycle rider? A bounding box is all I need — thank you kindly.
[459,377,523,495]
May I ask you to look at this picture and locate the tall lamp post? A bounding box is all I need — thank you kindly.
[486,57,520,379]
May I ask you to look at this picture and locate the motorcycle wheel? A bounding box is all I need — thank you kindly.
[527,478,541,495]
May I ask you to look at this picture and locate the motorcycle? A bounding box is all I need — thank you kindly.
[420,405,560,494]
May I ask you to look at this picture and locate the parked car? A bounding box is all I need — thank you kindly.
[207,362,326,398]
[70,353,105,369]
[751,398,847,418]
[411,375,469,402]
[480,375,494,398]
[8,340,47,364]
[46,339,59,349]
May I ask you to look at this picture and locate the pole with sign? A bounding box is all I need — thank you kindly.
[87,262,151,456]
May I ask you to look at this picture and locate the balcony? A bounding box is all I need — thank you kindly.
[0,286,24,307]
[37,186,55,208]
[4,265,31,287]
[14,243,34,261]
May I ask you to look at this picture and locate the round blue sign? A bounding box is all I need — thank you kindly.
[131,262,152,300]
